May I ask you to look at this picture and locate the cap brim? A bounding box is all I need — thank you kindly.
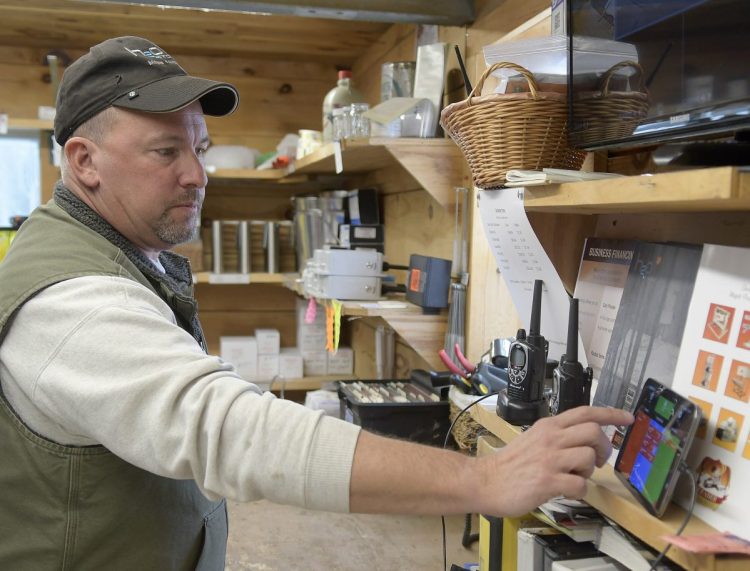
[112,75,238,116]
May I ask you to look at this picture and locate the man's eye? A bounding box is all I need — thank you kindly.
[197,147,208,156]
[156,148,176,157]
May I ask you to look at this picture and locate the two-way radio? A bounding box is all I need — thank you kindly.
[549,298,593,415]
[496,280,550,426]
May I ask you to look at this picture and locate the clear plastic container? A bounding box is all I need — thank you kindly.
[482,35,638,93]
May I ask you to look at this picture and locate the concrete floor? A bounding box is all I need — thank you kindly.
[226,499,479,570]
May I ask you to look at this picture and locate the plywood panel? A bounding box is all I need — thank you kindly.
[527,212,598,293]
[464,0,550,85]
[0,53,329,153]
[351,24,417,106]
[200,311,296,356]
[350,317,431,380]
[195,284,296,311]
[202,190,296,222]
[465,188,522,361]
[382,190,455,268]
[595,212,750,249]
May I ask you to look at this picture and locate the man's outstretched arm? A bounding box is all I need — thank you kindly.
[350,406,633,517]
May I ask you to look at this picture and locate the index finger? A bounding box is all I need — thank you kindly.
[554,406,634,429]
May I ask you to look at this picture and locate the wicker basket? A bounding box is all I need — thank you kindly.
[440,62,586,189]
[571,60,650,147]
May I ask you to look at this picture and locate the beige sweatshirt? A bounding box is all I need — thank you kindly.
[0,275,360,512]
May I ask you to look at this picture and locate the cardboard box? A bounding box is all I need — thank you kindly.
[296,299,328,351]
[219,336,257,380]
[302,350,328,376]
[278,348,304,379]
[327,347,353,375]
[551,0,566,36]
[255,328,280,355]
[297,328,327,352]
[257,353,279,382]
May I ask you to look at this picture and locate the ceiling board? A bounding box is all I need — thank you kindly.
[0,0,392,64]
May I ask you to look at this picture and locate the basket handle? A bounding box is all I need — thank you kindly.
[599,60,645,95]
[469,62,540,105]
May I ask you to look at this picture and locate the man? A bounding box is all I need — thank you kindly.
[0,36,632,569]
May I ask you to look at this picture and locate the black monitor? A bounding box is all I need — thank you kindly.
[568,0,750,151]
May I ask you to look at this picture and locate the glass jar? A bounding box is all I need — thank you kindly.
[332,106,351,141]
[349,103,370,138]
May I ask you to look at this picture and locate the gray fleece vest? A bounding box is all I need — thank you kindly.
[0,187,227,570]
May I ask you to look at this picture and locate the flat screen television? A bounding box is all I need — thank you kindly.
[568,0,750,151]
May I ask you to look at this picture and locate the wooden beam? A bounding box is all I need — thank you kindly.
[88,0,476,25]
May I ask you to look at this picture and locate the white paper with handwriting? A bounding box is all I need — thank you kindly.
[477,187,586,364]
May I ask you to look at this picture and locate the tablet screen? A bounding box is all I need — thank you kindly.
[615,379,700,516]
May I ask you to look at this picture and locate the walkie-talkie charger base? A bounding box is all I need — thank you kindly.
[496,389,549,426]
[497,279,550,426]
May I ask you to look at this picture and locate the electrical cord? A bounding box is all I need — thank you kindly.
[648,465,698,571]
[461,512,479,548]
[441,390,498,571]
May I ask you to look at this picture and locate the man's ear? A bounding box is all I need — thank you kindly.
[64,138,100,189]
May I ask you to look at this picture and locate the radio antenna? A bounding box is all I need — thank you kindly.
[567,298,579,363]
[529,280,542,336]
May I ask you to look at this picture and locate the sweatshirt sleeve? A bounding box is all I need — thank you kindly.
[0,275,361,512]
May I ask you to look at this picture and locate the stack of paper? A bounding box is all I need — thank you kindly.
[504,168,624,187]
[535,498,606,542]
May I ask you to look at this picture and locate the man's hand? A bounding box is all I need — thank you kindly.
[349,405,632,517]
[472,406,634,517]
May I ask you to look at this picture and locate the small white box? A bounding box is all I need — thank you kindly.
[255,328,280,355]
[302,350,328,376]
[278,348,304,379]
[297,328,327,352]
[219,336,258,380]
[327,347,353,375]
[257,353,280,382]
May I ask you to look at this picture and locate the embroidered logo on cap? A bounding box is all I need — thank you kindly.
[123,45,176,66]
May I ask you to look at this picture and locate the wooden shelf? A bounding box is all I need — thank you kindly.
[208,138,467,208]
[269,375,350,392]
[283,273,446,370]
[340,300,447,371]
[193,272,290,284]
[208,168,286,181]
[6,117,53,131]
[470,405,749,571]
[524,167,750,214]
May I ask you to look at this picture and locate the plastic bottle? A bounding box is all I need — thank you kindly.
[322,70,365,143]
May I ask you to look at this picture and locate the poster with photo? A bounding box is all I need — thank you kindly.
[671,244,750,540]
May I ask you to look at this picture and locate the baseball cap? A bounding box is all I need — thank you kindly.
[54,36,239,145]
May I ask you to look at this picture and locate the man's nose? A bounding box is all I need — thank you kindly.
[180,150,208,189]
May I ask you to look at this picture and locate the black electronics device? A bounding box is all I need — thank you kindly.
[549,298,593,415]
[470,361,508,396]
[568,0,750,152]
[614,378,701,517]
[405,254,452,314]
[497,280,549,425]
